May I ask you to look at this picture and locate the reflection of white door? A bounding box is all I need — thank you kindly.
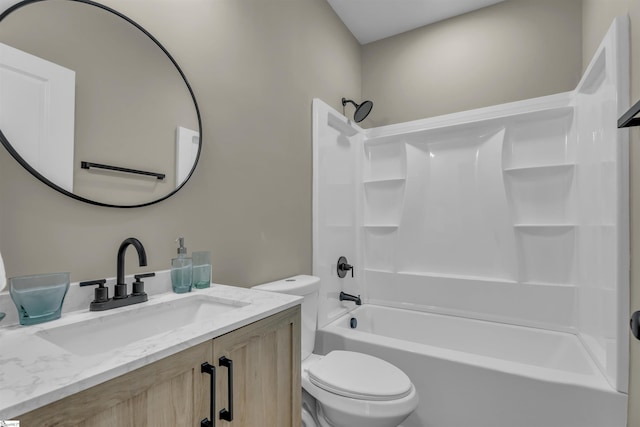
[0,42,75,192]
[176,126,199,187]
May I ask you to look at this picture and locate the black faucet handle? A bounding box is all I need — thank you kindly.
[337,256,355,278]
[79,279,109,303]
[134,272,155,281]
[79,279,107,287]
[132,272,154,296]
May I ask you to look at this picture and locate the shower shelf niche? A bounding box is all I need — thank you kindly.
[364,226,399,272]
[363,140,407,182]
[502,108,575,171]
[363,178,406,226]
[515,224,576,285]
[504,164,576,225]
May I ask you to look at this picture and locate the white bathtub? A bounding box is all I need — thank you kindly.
[316,305,627,427]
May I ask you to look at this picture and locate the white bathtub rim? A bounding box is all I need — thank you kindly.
[320,305,620,395]
[321,322,613,393]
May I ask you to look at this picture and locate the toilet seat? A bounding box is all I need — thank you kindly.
[252,276,419,427]
[308,351,412,401]
[302,352,419,427]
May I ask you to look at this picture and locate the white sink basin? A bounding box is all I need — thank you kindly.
[36,294,249,356]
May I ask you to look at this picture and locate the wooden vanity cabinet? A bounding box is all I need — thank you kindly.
[17,306,301,427]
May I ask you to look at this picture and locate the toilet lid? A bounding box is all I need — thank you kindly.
[308,351,412,401]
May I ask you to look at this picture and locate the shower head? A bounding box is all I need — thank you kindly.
[342,98,373,123]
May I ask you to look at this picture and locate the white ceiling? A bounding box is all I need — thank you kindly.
[326,0,506,45]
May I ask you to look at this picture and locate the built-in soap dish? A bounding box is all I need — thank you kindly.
[9,272,70,326]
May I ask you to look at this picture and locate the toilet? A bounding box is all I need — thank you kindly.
[253,275,418,427]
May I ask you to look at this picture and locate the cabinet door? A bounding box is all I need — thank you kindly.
[212,306,301,427]
[17,341,212,427]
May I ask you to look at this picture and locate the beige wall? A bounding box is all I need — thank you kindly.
[582,0,630,72]
[361,0,583,127]
[0,0,361,287]
[582,1,640,425]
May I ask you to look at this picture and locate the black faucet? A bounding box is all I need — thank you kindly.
[337,256,354,278]
[116,237,147,299]
[339,291,362,305]
[80,237,153,311]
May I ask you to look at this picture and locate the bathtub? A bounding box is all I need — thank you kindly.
[315,305,627,427]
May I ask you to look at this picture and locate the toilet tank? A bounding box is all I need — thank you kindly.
[252,275,320,360]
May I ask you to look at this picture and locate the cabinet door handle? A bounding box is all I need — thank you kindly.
[201,362,216,427]
[219,356,234,421]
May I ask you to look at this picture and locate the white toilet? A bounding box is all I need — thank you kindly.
[253,275,418,427]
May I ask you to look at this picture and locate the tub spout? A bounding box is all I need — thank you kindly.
[339,291,362,305]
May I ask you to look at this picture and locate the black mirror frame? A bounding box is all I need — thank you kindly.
[0,0,202,208]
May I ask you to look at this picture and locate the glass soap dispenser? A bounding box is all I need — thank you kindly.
[171,237,192,293]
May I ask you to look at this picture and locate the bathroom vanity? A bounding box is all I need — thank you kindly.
[0,0,305,424]
[0,285,301,427]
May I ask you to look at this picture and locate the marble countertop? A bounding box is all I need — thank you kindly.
[0,283,301,419]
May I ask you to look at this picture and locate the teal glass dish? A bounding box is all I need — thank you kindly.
[9,272,70,326]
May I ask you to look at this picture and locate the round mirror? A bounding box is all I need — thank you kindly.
[0,0,201,207]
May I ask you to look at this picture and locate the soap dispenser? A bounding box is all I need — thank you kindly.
[171,237,192,293]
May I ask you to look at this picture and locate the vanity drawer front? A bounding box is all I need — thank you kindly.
[17,341,211,427]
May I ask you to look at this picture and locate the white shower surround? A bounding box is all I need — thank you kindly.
[312,15,629,424]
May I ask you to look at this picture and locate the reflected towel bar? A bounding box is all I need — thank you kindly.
[618,99,640,128]
[81,161,165,180]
